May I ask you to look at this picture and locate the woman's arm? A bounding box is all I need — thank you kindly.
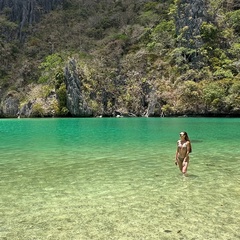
[184,141,190,161]
[175,142,179,164]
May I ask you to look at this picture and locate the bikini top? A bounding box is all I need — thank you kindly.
[177,140,188,148]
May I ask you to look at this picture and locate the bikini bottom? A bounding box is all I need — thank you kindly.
[177,156,185,162]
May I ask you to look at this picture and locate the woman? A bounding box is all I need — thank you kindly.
[175,131,192,175]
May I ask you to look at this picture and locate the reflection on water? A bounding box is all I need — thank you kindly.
[0,118,240,240]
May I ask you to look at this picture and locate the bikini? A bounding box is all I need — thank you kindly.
[177,140,188,161]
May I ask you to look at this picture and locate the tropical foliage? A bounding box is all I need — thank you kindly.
[0,0,239,117]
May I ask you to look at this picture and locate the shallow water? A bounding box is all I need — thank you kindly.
[0,118,240,240]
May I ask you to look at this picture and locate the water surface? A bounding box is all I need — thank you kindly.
[0,118,239,239]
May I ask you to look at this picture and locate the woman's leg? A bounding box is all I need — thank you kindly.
[182,157,189,174]
[177,157,183,172]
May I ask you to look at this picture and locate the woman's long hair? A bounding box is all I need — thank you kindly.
[183,131,192,153]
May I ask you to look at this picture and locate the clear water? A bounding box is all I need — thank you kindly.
[0,118,239,240]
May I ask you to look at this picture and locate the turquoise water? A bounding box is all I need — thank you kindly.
[0,118,239,240]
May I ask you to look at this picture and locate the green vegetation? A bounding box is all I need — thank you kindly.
[0,0,239,117]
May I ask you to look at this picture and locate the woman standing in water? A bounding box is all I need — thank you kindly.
[175,131,192,175]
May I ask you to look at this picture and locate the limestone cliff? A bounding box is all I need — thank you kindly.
[64,59,93,117]
[0,0,239,118]
[175,0,208,69]
[0,0,63,39]
[0,91,19,117]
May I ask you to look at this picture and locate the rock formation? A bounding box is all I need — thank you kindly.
[0,0,63,40]
[1,91,19,117]
[64,59,93,117]
[175,0,208,68]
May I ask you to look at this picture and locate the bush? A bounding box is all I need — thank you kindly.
[32,103,44,117]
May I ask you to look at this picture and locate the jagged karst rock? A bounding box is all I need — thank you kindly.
[1,91,19,117]
[175,0,208,68]
[19,85,59,117]
[0,0,63,39]
[0,0,63,22]
[145,89,162,117]
[64,59,92,117]
[20,101,34,117]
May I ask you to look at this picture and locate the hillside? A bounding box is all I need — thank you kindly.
[0,0,240,117]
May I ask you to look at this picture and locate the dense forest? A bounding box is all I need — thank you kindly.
[0,0,240,117]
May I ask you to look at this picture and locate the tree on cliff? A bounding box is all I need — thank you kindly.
[0,0,239,117]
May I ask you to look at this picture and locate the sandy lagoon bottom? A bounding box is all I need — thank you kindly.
[0,118,240,239]
[1,150,239,240]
